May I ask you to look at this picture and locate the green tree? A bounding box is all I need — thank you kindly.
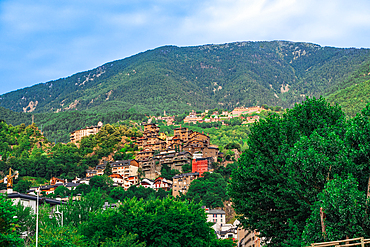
[215,162,237,181]
[124,186,156,201]
[186,172,228,208]
[229,97,346,246]
[33,224,86,247]
[224,142,241,152]
[14,179,32,193]
[109,186,126,201]
[59,189,106,227]
[80,197,230,247]
[302,174,370,244]
[104,162,113,176]
[54,185,71,198]
[14,202,35,246]
[160,163,180,180]
[0,194,23,246]
[344,104,370,191]
[181,163,192,173]
[74,183,91,195]
[100,232,146,247]
[89,175,113,192]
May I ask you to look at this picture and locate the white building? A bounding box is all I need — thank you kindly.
[206,209,226,225]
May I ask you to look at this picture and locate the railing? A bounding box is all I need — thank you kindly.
[310,237,370,247]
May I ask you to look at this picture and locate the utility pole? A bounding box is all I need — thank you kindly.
[36,188,39,247]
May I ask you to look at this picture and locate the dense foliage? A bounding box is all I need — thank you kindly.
[229,97,370,246]
[185,172,228,208]
[0,121,141,181]
[4,188,235,246]
[0,194,23,246]
[327,79,370,116]
[326,61,370,116]
[81,197,231,247]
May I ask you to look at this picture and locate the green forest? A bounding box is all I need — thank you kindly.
[1,41,370,115]
[325,60,370,116]
[230,97,370,245]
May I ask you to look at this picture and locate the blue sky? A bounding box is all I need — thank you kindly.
[1,0,370,95]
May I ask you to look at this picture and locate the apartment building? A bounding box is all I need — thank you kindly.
[70,121,103,144]
[172,172,199,197]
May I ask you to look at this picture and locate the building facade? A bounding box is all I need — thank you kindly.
[172,172,199,197]
[70,121,103,144]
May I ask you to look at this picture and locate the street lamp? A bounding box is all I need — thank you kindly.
[55,206,63,227]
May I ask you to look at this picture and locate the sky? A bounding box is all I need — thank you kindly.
[1,0,370,95]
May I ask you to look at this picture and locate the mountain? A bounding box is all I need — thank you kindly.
[1,40,370,115]
[323,59,370,116]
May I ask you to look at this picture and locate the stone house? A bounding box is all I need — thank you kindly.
[173,127,192,142]
[172,172,199,197]
[202,146,219,163]
[137,158,160,180]
[136,149,154,160]
[153,151,192,173]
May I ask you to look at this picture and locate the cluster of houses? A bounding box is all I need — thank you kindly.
[205,208,262,246]
[182,107,261,125]
[25,177,88,197]
[1,118,260,246]
[84,123,221,197]
[148,107,262,126]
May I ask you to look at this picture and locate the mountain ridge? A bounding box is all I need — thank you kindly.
[1,40,370,115]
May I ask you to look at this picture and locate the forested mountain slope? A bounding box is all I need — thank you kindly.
[1,41,370,115]
[326,60,370,116]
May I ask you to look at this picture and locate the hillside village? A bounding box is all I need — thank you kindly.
[1,106,264,246]
[3,92,369,246]
[68,106,263,197]
[76,122,220,196]
[17,106,265,204]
